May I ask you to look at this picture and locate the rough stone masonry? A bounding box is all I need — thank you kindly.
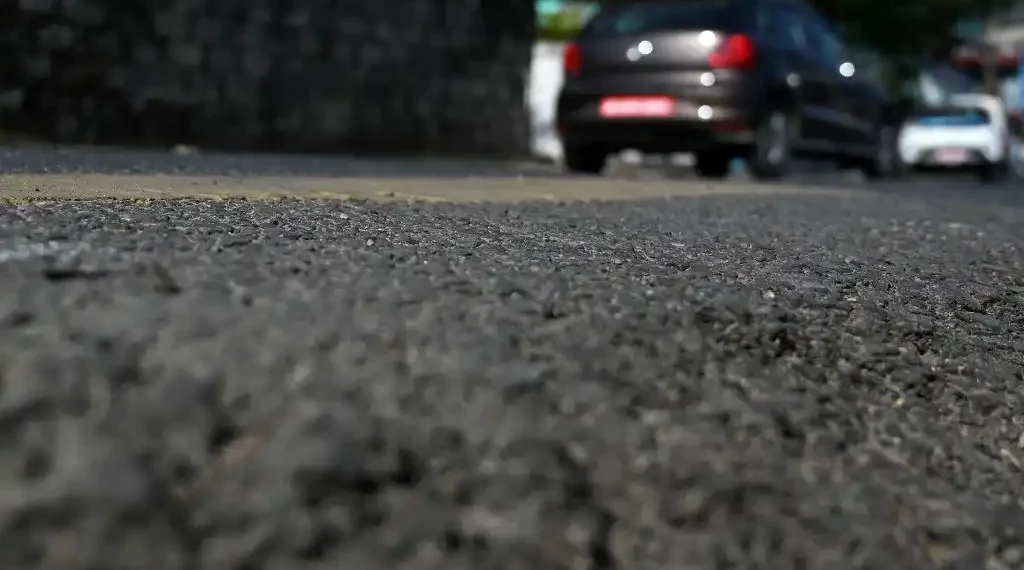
[0,0,534,156]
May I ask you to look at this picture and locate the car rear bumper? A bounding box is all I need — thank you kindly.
[557,113,755,154]
[556,72,757,153]
[899,126,1003,165]
[903,148,994,168]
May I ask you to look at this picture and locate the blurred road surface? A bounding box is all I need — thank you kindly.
[1,146,1023,570]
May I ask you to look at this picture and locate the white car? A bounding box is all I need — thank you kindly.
[898,93,1010,182]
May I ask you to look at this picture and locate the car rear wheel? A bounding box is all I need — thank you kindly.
[978,160,1007,183]
[563,144,607,175]
[694,151,731,179]
[748,110,792,180]
[861,123,902,180]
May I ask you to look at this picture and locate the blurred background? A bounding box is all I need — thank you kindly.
[1,0,1023,163]
[532,0,1024,166]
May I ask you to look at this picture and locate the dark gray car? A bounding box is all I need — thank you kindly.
[556,0,904,180]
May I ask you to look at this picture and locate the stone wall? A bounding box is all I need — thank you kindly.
[0,0,534,156]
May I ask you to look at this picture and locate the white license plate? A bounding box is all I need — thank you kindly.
[934,148,968,164]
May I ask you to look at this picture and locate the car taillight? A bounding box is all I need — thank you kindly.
[708,34,755,69]
[563,42,581,75]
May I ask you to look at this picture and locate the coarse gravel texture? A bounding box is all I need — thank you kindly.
[1,187,1024,570]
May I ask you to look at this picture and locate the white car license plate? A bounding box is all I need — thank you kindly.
[934,148,968,164]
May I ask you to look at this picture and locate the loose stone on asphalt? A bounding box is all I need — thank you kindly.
[1,179,1024,569]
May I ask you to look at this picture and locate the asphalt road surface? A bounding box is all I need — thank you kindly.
[1,147,1024,570]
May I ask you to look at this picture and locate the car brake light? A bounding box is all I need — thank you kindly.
[564,42,581,75]
[708,34,755,69]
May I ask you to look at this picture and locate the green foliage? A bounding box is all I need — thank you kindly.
[536,6,592,42]
[806,0,1021,88]
[810,0,1016,57]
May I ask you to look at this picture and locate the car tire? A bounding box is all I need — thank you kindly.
[563,144,607,175]
[748,110,792,181]
[861,123,902,180]
[694,151,731,179]
[978,160,1007,183]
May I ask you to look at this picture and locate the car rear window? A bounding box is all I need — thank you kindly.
[913,107,990,125]
[581,0,735,39]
